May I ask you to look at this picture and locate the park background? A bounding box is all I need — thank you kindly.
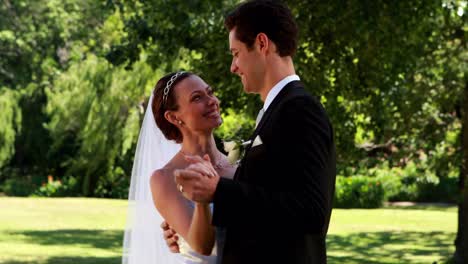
[0,0,466,263]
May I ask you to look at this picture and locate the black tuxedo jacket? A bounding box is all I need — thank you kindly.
[213,81,336,264]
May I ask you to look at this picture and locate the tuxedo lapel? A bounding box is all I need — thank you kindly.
[234,81,303,174]
[252,80,302,139]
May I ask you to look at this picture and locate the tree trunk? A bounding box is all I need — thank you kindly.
[454,82,468,264]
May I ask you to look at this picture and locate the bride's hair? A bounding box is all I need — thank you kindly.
[152,71,193,143]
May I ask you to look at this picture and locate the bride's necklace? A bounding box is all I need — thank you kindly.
[179,150,229,170]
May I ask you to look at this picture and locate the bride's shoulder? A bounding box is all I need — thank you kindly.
[150,166,175,191]
[149,166,180,210]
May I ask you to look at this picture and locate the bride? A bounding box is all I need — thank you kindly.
[122,71,236,264]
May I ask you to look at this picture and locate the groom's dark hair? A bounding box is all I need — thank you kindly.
[224,0,298,57]
[152,72,193,143]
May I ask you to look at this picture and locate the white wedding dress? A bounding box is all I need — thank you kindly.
[122,90,217,264]
[179,238,217,264]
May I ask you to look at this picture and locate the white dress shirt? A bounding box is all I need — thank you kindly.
[255,74,300,127]
[263,74,300,111]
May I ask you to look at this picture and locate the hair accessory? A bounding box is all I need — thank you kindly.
[163,71,185,106]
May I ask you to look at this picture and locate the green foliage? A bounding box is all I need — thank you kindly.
[0,88,21,168]
[33,176,79,197]
[0,0,114,86]
[334,175,385,208]
[214,108,255,142]
[371,160,458,202]
[0,0,116,188]
[2,176,39,197]
[114,0,262,116]
[336,154,459,207]
[94,166,130,199]
[379,161,438,201]
[45,54,158,196]
[416,176,459,203]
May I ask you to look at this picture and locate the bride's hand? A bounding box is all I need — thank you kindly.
[184,154,218,178]
[174,155,220,203]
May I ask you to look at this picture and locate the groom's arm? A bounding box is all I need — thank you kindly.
[212,95,335,234]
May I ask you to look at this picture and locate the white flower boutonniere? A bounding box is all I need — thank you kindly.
[223,139,251,165]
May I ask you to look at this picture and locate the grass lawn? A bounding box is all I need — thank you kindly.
[0,198,127,264]
[0,197,456,264]
[327,205,456,263]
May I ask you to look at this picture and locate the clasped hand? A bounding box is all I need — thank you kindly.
[174,154,220,203]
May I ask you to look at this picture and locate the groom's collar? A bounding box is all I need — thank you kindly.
[263,74,300,111]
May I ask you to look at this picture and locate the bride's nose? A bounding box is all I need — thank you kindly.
[207,95,219,106]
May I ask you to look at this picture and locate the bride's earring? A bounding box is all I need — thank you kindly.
[177,120,183,125]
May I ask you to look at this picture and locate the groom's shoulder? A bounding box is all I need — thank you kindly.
[283,81,315,99]
[279,84,331,123]
[282,83,322,108]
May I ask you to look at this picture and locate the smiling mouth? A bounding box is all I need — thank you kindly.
[204,110,220,118]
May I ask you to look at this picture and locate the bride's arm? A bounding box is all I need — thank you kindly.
[150,169,215,255]
[187,203,215,255]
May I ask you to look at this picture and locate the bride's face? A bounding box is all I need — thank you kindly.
[171,75,222,133]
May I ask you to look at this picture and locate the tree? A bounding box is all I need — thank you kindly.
[457,81,468,263]
[0,0,114,178]
[46,54,158,196]
[0,88,21,169]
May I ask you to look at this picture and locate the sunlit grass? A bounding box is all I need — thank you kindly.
[0,197,456,264]
[0,197,127,264]
[327,206,456,263]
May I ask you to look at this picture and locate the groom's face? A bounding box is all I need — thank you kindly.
[229,28,264,95]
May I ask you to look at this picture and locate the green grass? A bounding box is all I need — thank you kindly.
[327,206,457,263]
[0,197,127,264]
[0,198,457,264]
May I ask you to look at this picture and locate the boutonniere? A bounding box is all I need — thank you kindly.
[223,139,251,165]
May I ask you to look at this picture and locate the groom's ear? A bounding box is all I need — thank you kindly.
[256,33,270,54]
[164,111,180,126]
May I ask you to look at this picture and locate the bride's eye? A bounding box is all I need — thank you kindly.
[191,95,201,101]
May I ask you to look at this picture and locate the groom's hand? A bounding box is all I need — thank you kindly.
[161,221,180,253]
[174,154,220,203]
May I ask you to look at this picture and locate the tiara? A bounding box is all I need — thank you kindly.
[163,71,186,106]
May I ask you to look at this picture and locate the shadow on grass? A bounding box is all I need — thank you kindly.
[4,229,455,264]
[2,256,121,264]
[383,205,457,212]
[7,229,123,249]
[327,231,455,264]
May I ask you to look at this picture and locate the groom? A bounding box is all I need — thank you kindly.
[173,1,336,263]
